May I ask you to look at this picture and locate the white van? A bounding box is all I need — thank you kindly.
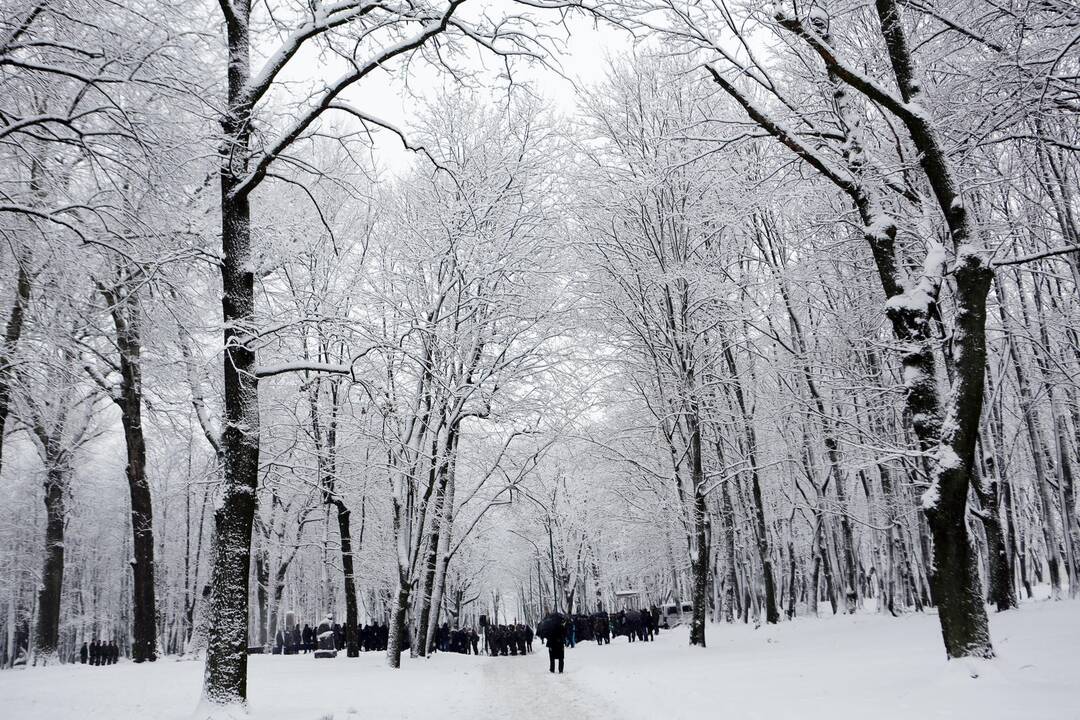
[660,602,693,628]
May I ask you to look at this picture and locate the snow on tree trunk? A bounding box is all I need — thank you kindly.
[202,8,260,700]
[687,409,709,647]
[0,256,30,476]
[101,281,158,662]
[33,462,66,665]
[335,500,360,657]
[426,460,458,653]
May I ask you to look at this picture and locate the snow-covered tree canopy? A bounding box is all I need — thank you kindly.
[0,0,1077,715]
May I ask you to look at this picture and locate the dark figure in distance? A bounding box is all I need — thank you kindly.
[542,614,566,674]
[273,628,284,655]
[79,642,88,664]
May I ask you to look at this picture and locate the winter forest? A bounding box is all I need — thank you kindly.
[0,0,1078,718]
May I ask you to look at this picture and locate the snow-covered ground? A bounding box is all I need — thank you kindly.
[4,600,1078,720]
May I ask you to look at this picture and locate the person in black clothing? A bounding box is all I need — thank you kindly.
[301,624,314,653]
[436,623,450,653]
[89,640,99,666]
[543,614,566,674]
[470,628,480,656]
[110,641,119,664]
[517,625,527,655]
[290,624,301,654]
[273,628,285,655]
[593,613,610,645]
[79,642,88,664]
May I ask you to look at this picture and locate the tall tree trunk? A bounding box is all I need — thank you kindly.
[687,408,709,647]
[973,451,1015,611]
[426,438,459,652]
[415,484,445,656]
[254,544,269,648]
[0,259,30,475]
[414,426,451,657]
[334,500,360,656]
[872,0,995,656]
[203,0,260,700]
[995,280,1063,597]
[923,254,995,657]
[386,578,412,669]
[757,216,857,612]
[1030,278,1079,594]
[718,474,737,623]
[34,462,66,664]
[983,370,1020,608]
[103,284,158,663]
[722,344,779,623]
[711,0,996,656]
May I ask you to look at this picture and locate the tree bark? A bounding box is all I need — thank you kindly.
[0,259,30,475]
[995,279,1063,597]
[973,451,1016,611]
[203,1,260,699]
[716,0,997,656]
[102,283,158,662]
[426,438,459,652]
[687,407,709,646]
[922,251,994,657]
[34,462,66,664]
[722,343,779,623]
[334,499,360,656]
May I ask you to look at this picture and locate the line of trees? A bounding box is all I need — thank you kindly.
[0,0,1076,715]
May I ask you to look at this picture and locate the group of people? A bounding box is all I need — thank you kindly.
[535,606,664,674]
[273,621,391,655]
[557,607,661,646]
[79,640,120,665]
[432,623,481,655]
[611,607,661,643]
[268,605,664,671]
[484,623,534,656]
[274,623,317,654]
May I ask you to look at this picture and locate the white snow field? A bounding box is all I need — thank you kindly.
[3,600,1078,720]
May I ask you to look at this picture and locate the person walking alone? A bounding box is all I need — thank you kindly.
[544,614,566,674]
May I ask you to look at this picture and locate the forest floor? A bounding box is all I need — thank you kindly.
[3,596,1078,720]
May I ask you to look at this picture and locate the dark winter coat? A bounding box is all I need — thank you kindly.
[543,617,566,649]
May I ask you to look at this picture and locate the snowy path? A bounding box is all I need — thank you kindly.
[475,649,602,720]
[2,599,1079,720]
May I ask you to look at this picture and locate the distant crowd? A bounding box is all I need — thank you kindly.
[268,605,666,660]
[79,640,120,665]
[432,623,481,654]
[535,607,662,674]
[484,623,533,655]
[483,606,663,658]
[273,622,390,654]
[570,607,661,644]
